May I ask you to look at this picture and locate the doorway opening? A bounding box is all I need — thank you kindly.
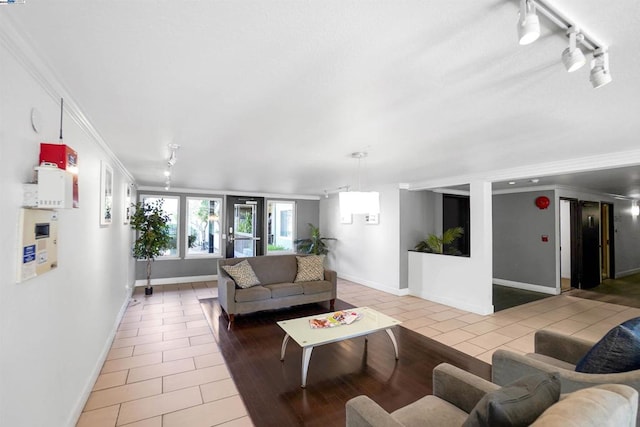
[601,202,615,280]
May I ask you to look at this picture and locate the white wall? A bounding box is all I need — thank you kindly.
[320,184,403,295]
[0,35,135,426]
[408,181,494,314]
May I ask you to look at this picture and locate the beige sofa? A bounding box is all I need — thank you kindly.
[346,363,638,427]
[217,254,337,325]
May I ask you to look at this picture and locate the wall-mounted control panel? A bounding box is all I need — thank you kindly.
[17,208,58,283]
[23,166,75,209]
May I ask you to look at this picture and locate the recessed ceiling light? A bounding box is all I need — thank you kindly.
[530,179,540,183]
[508,181,517,185]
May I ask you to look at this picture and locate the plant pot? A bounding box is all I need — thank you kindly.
[145,286,153,296]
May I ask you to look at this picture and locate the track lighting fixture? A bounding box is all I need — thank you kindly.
[515,0,611,88]
[518,0,540,45]
[163,144,180,190]
[561,28,585,72]
[590,50,612,89]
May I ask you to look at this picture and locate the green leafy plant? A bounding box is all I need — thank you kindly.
[130,199,172,293]
[415,226,464,255]
[294,223,336,255]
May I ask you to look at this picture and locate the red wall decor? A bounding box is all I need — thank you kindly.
[535,196,550,209]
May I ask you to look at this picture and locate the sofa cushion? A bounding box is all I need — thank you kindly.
[264,282,303,298]
[235,285,271,303]
[531,385,637,427]
[295,255,325,282]
[221,260,261,288]
[393,395,468,427]
[463,372,560,427]
[301,280,332,295]
[575,316,640,374]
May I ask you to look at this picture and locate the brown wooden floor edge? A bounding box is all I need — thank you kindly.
[199,298,491,427]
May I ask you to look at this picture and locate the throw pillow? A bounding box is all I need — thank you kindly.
[575,316,640,374]
[294,255,325,282]
[463,372,560,427]
[221,260,261,289]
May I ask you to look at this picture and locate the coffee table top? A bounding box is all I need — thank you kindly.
[277,307,401,348]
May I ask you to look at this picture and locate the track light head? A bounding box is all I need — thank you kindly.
[562,29,586,72]
[518,0,540,45]
[590,50,612,89]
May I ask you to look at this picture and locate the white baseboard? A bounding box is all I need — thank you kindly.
[493,278,560,295]
[337,273,409,296]
[68,286,133,426]
[134,275,217,287]
[615,268,640,278]
[409,289,494,315]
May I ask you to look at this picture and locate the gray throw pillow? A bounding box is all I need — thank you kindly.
[463,372,560,427]
[575,316,640,374]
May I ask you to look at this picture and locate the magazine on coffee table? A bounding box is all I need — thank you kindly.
[309,310,362,329]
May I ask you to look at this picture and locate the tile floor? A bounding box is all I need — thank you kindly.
[77,278,640,426]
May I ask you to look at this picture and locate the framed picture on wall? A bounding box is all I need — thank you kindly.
[100,161,113,226]
[123,183,132,224]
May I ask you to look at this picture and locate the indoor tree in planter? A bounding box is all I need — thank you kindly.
[130,199,172,295]
[294,223,336,255]
[415,226,464,255]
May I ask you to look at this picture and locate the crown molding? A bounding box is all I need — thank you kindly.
[406,149,640,191]
[0,12,135,183]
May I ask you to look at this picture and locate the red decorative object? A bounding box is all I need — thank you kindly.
[535,196,550,209]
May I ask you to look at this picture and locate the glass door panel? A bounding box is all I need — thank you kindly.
[225,196,264,258]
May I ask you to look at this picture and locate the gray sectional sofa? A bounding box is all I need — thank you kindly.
[217,254,337,325]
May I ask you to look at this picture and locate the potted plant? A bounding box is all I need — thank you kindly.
[294,223,336,255]
[415,226,464,255]
[130,199,172,295]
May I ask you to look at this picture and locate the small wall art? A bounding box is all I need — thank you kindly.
[100,161,113,226]
[123,183,132,224]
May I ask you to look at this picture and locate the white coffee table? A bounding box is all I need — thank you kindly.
[277,307,401,387]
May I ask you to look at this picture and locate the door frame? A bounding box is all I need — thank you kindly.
[600,202,615,280]
[224,195,265,258]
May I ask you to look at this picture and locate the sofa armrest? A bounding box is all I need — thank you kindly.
[535,330,593,364]
[324,268,337,298]
[345,395,404,427]
[216,272,237,315]
[432,363,499,414]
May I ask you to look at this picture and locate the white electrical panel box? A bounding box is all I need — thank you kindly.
[33,166,74,209]
[17,208,59,283]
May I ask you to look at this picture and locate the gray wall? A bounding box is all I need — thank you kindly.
[493,190,556,288]
[135,193,319,280]
[399,189,436,289]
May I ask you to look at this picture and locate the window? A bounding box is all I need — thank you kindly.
[140,195,180,257]
[266,201,295,254]
[186,197,222,257]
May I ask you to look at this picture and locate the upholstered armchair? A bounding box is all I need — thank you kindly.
[346,362,637,427]
[493,329,640,424]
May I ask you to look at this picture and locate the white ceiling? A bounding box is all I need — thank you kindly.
[4,1,640,197]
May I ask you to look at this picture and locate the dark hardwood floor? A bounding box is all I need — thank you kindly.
[199,299,490,426]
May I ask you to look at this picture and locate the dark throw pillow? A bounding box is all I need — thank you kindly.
[575,316,640,374]
[463,372,560,427]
